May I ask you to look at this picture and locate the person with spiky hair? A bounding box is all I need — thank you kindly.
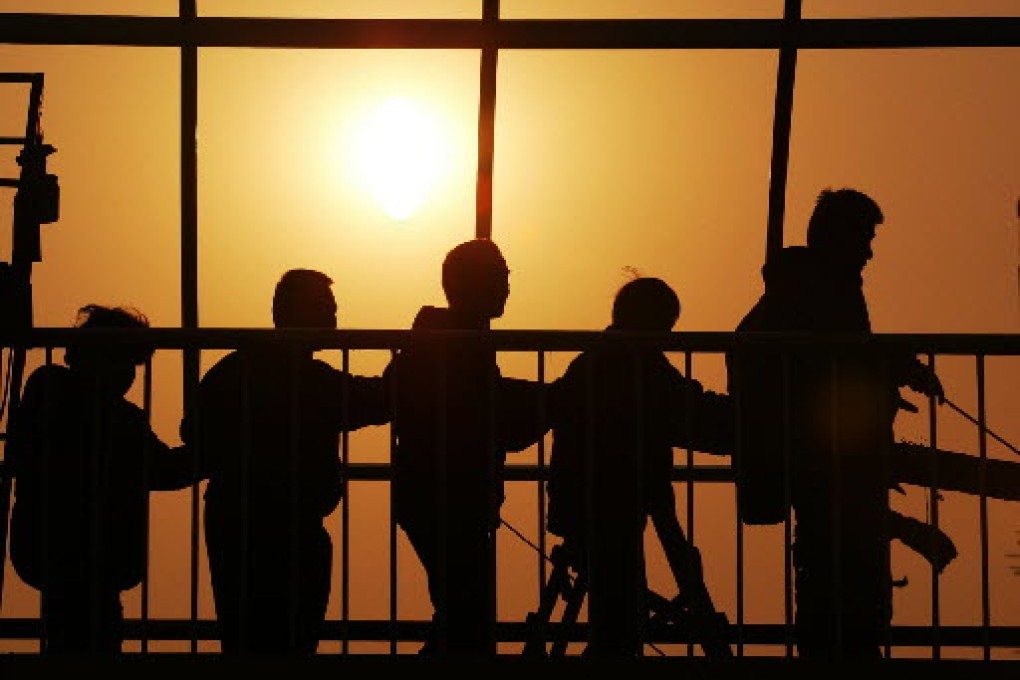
[545,275,733,658]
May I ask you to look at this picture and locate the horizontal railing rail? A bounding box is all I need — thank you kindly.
[0,15,1018,50]
[3,328,1020,354]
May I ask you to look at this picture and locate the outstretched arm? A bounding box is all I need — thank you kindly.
[497,377,554,453]
[145,437,204,491]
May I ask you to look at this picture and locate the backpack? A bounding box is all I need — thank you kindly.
[725,302,791,526]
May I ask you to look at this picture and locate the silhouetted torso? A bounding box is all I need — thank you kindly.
[181,345,388,656]
[392,306,505,527]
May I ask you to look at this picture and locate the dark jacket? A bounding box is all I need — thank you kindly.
[726,245,908,524]
[9,364,191,592]
[180,346,390,529]
[547,335,733,544]
[389,306,548,531]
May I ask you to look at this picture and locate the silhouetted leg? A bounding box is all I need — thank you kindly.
[398,515,444,656]
[585,522,646,658]
[550,560,587,658]
[523,542,579,657]
[41,584,123,657]
[445,523,496,656]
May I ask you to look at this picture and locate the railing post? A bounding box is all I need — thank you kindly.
[179,0,201,656]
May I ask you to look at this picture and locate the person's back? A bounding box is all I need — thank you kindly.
[391,303,504,531]
[8,304,191,656]
[189,346,367,531]
[180,269,389,656]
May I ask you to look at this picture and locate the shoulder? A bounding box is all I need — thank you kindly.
[25,363,69,385]
[197,351,247,386]
[200,351,241,377]
[20,364,71,399]
[411,306,451,330]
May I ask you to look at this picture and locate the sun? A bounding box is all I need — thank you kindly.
[351,96,446,221]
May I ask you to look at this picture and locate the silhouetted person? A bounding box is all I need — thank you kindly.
[8,304,194,657]
[179,269,389,656]
[726,188,948,659]
[387,238,548,657]
[546,276,733,657]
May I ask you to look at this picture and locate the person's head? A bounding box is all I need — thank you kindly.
[610,276,680,332]
[272,269,338,329]
[806,188,884,272]
[441,238,510,321]
[64,304,153,396]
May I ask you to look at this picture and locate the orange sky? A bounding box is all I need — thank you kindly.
[1,0,1018,657]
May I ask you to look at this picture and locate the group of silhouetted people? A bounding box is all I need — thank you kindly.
[7,187,963,660]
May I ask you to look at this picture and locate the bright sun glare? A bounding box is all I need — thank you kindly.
[352,96,445,221]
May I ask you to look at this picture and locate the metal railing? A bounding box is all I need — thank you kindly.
[0,328,1018,659]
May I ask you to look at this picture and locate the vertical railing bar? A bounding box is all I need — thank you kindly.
[536,351,547,613]
[781,352,794,658]
[141,354,153,654]
[926,351,941,660]
[89,351,103,652]
[179,0,201,656]
[734,356,745,659]
[436,344,448,652]
[341,347,351,655]
[765,0,802,261]
[39,347,53,653]
[487,340,498,654]
[475,0,499,239]
[581,345,596,657]
[879,354,892,659]
[976,354,990,660]
[235,353,252,654]
[288,346,301,652]
[830,357,843,658]
[683,350,695,658]
[631,344,645,655]
[388,349,398,656]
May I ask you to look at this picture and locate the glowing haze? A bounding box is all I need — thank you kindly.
[348,96,447,221]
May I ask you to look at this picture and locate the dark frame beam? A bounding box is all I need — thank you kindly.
[0,16,1017,49]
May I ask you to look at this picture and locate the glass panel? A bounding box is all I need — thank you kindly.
[0,1,177,15]
[199,1,479,19]
[504,1,783,19]
[807,0,1020,19]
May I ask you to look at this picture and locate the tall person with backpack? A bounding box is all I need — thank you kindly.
[726,188,953,659]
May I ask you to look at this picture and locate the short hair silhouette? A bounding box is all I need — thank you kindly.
[441,238,508,311]
[610,277,680,331]
[806,188,884,250]
[271,269,336,328]
[64,304,152,368]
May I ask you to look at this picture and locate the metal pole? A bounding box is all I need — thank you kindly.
[765,0,801,261]
[475,0,499,240]
[179,0,201,655]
